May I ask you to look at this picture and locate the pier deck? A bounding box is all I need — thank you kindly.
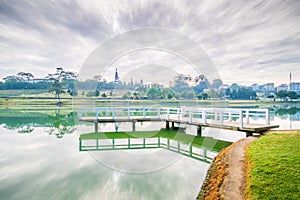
[79,107,279,135]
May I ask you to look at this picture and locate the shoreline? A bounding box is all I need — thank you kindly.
[197,137,257,200]
[198,130,300,200]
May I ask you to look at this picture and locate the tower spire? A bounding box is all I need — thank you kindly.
[114,68,119,83]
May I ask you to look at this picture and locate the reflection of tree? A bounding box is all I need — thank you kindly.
[0,109,77,138]
[46,125,76,138]
[17,125,34,134]
[275,107,300,116]
[44,111,77,138]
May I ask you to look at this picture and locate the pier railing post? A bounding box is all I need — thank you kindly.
[177,108,180,121]
[112,108,115,120]
[246,110,250,124]
[266,109,270,125]
[96,108,99,120]
[167,108,170,120]
[228,111,232,121]
[79,109,82,119]
[239,110,243,129]
[128,108,130,119]
[189,110,192,123]
[157,108,161,119]
[143,108,146,119]
[220,111,224,125]
[203,111,207,125]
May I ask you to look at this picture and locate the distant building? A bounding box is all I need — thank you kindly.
[144,82,164,89]
[251,83,260,92]
[289,82,300,93]
[114,68,119,84]
[263,83,275,92]
[276,84,288,92]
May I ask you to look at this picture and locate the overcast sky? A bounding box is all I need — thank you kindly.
[0,0,299,86]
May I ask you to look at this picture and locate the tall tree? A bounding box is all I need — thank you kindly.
[47,67,78,104]
[211,79,223,89]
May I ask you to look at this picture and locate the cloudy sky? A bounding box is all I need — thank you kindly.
[0,0,299,86]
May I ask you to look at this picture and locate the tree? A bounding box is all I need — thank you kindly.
[162,88,175,99]
[211,79,223,89]
[147,87,162,99]
[202,93,208,100]
[49,80,65,103]
[181,90,195,99]
[47,67,78,104]
[17,72,34,81]
[172,74,190,93]
[276,90,289,101]
[288,91,299,100]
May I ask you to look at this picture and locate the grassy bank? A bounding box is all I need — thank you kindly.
[1,96,300,107]
[245,133,300,200]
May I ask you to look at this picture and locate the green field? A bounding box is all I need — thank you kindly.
[245,133,300,200]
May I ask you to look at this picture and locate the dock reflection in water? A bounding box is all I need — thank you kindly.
[79,129,231,173]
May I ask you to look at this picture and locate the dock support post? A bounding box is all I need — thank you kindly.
[166,121,170,129]
[132,121,136,132]
[197,126,202,136]
[171,121,175,128]
[94,122,98,133]
[246,132,253,137]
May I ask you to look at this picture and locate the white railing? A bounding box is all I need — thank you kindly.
[79,107,270,128]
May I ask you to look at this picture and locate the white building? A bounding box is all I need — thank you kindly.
[276,84,288,92]
[289,82,300,93]
[251,83,260,92]
[263,83,275,92]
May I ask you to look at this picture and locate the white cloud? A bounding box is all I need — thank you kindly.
[0,0,299,85]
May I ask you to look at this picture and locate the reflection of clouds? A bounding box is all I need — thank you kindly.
[0,128,209,199]
[1,1,299,83]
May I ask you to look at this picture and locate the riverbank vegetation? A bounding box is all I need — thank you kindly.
[245,133,300,200]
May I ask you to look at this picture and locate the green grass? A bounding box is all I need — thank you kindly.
[80,129,232,152]
[246,133,300,200]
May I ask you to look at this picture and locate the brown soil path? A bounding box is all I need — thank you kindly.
[198,137,257,200]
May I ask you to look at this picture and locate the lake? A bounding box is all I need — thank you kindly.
[0,103,299,199]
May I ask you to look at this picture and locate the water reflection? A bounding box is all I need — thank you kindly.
[0,108,77,138]
[0,105,298,199]
[79,130,231,173]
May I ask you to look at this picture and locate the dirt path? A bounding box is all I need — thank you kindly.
[221,137,257,200]
[198,137,257,200]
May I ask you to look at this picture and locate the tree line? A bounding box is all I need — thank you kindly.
[3,69,299,101]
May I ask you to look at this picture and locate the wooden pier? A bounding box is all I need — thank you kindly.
[79,107,279,136]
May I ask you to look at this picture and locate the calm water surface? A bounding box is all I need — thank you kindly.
[0,105,299,200]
